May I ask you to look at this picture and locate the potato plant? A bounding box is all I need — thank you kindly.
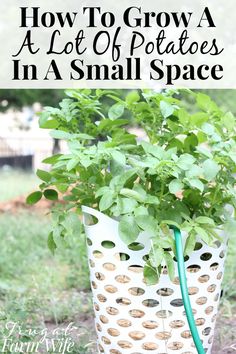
[27,89,236,283]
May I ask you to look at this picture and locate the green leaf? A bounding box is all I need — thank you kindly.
[36,169,51,182]
[66,157,80,171]
[195,226,210,244]
[118,215,139,244]
[195,216,215,225]
[111,151,126,166]
[143,263,159,285]
[39,112,59,129]
[108,102,125,120]
[160,101,175,119]
[126,91,140,105]
[202,159,220,181]
[99,192,114,211]
[178,154,196,170]
[48,231,57,255]
[190,112,208,127]
[50,130,73,140]
[164,252,175,281]
[188,179,204,192]
[117,197,137,214]
[135,215,157,235]
[221,112,235,131]
[134,206,149,217]
[120,188,145,203]
[43,189,58,201]
[26,191,42,205]
[149,243,164,267]
[184,232,196,256]
[169,179,184,194]
[42,154,62,164]
[95,186,110,198]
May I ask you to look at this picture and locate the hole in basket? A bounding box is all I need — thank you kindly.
[170,320,185,329]
[211,314,217,323]
[98,344,104,352]
[174,255,189,262]
[156,310,173,318]
[157,288,174,296]
[95,272,105,281]
[107,328,120,337]
[103,263,116,271]
[219,250,225,258]
[194,242,203,251]
[116,297,131,306]
[198,274,210,283]
[217,272,223,280]
[188,287,199,295]
[208,335,214,344]
[101,336,111,345]
[167,342,183,350]
[142,342,158,350]
[128,265,143,273]
[97,294,107,303]
[84,213,98,226]
[213,240,221,248]
[91,281,97,289]
[100,315,109,324]
[187,264,201,273]
[142,299,159,307]
[207,284,216,293]
[115,275,131,283]
[183,309,196,316]
[86,238,92,246]
[101,241,115,249]
[99,344,104,353]
[195,318,206,326]
[142,320,158,329]
[96,323,102,331]
[205,306,214,315]
[214,293,220,301]
[89,259,95,268]
[202,327,211,336]
[93,250,104,259]
[117,340,133,349]
[106,307,119,315]
[104,285,118,293]
[114,253,130,261]
[172,277,180,285]
[200,252,212,261]
[110,351,122,354]
[117,319,132,327]
[129,331,146,340]
[196,297,207,305]
[128,242,145,251]
[170,299,183,307]
[155,331,171,340]
[129,287,145,296]
[129,309,145,318]
[181,330,192,339]
[94,303,100,311]
[210,262,219,271]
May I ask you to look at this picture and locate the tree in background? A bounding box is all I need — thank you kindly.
[0,89,64,112]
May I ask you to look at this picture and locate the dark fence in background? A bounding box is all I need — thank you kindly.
[0,137,53,170]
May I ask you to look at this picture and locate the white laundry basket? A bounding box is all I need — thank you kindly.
[82,206,227,354]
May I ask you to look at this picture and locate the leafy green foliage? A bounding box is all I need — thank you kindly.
[32,89,236,284]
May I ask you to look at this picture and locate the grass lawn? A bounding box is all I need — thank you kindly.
[0,169,39,201]
[0,169,235,353]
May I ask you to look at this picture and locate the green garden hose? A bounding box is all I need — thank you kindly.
[173,227,206,354]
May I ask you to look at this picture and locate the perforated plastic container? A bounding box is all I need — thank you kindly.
[82,206,227,354]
